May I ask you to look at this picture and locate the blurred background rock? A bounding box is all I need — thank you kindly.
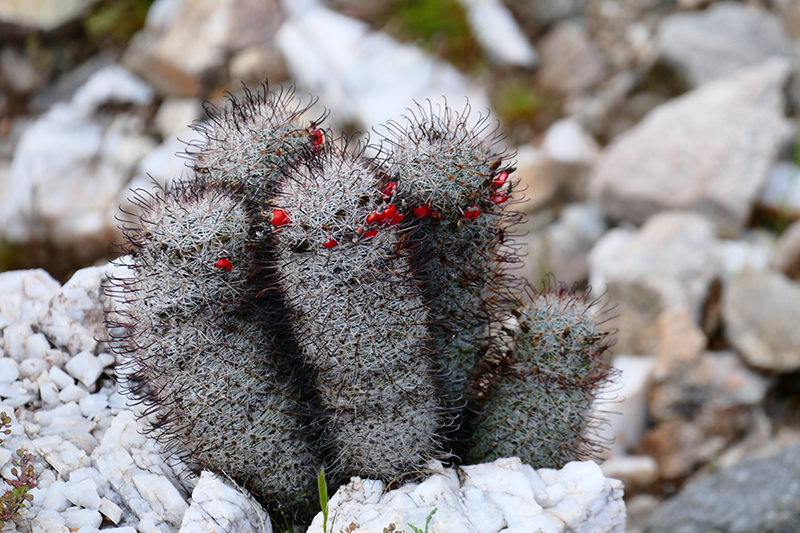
[2,0,800,531]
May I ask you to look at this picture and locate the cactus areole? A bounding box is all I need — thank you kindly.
[105,83,616,524]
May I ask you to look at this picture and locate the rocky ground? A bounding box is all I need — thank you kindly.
[2,0,800,532]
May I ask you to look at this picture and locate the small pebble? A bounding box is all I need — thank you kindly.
[49,367,74,390]
[0,359,20,383]
[59,384,89,404]
[65,352,103,389]
[20,357,49,379]
[62,507,102,530]
[63,478,102,510]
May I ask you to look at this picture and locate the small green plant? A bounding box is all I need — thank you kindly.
[319,468,332,533]
[383,508,437,533]
[407,508,437,533]
[0,413,37,527]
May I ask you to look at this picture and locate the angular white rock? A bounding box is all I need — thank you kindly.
[99,497,124,525]
[0,358,20,383]
[0,269,61,329]
[62,507,103,530]
[65,352,104,388]
[33,435,92,477]
[49,366,74,390]
[71,64,155,119]
[456,0,537,67]
[22,357,50,378]
[59,384,89,405]
[277,0,490,131]
[63,478,102,510]
[179,471,269,533]
[306,458,625,533]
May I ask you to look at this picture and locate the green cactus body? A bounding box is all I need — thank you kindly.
[107,178,322,517]
[269,142,449,483]
[467,283,615,469]
[376,104,523,402]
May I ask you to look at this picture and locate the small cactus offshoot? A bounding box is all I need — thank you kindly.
[106,83,616,524]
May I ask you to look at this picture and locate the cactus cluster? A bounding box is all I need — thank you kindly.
[105,84,615,522]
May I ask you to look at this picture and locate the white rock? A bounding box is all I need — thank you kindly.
[96,353,115,369]
[3,321,34,362]
[456,0,537,67]
[33,435,92,477]
[99,497,124,525]
[34,402,83,427]
[32,512,69,533]
[41,481,70,512]
[0,0,96,32]
[63,478,102,510]
[589,59,793,237]
[306,458,625,533]
[0,381,36,406]
[133,473,189,527]
[588,211,721,354]
[58,378,89,403]
[277,0,490,131]
[155,98,204,138]
[79,393,109,419]
[49,366,74,390]
[62,507,103,530]
[540,118,600,165]
[0,269,60,328]
[65,352,104,388]
[39,265,114,356]
[26,333,51,360]
[21,357,49,378]
[71,65,155,119]
[595,355,655,457]
[0,358,20,383]
[39,380,61,408]
[179,471,269,533]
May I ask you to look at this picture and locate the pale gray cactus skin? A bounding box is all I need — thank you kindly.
[271,142,450,483]
[467,283,615,469]
[108,85,616,524]
[107,179,322,518]
[375,104,524,405]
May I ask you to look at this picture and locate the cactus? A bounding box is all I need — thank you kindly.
[467,282,616,468]
[374,102,525,406]
[106,177,323,518]
[270,140,450,483]
[106,83,616,523]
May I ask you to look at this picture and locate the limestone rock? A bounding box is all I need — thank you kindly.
[722,267,800,372]
[537,21,608,95]
[589,59,793,237]
[277,0,490,130]
[645,443,800,533]
[123,0,285,97]
[589,211,721,355]
[456,0,538,68]
[306,458,625,533]
[656,2,795,88]
[179,472,269,533]
[0,0,97,32]
[774,219,800,280]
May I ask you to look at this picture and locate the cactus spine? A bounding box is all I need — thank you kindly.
[107,178,322,517]
[270,141,449,482]
[107,83,617,522]
[375,104,524,412]
[467,283,615,468]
